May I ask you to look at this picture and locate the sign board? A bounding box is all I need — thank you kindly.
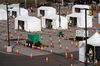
[76,29,89,37]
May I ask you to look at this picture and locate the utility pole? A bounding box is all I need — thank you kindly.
[85,9,88,66]
[58,3,61,28]
[6,0,10,46]
[6,0,12,52]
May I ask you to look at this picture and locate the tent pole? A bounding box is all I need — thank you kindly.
[84,9,88,66]
[6,0,10,46]
[58,3,61,28]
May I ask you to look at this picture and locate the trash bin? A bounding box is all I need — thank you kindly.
[27,34,40,44]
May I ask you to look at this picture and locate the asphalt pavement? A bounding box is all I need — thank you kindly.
[0,51,85,66]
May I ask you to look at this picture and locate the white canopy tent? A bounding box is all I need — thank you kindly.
[42,15,68,29]
[15,16,41,32]
[87,32,100,46]
[8,7,28,17]
[0,9,7,20]
[37,6,56,17]
[79,32,100,62]
[67,5,93,28]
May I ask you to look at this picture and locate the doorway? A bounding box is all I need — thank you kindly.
[87,44,94,63]
[70,17,77,26]
[46,19,53,29]
[40,10,45,16]
[12,11,17,17]
[18,20,24,30]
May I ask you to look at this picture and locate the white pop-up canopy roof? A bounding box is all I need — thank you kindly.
[9,7,28,17]
[15,16,41,32]
[72,5,90,13]
[42,14,68,29]
[0,9,7,20]
[37,6,56,17]
[87,32,100,46]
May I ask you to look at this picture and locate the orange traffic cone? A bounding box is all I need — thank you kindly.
[65,52,68,59]
[3,45,7,52]
[16,50,19,54]
[71,54,74,64]
[66,47,69,53]
[40,46,44,52]
[45,57,49,63]
[50,49,53,55]
[71,41,74,48]
[32,45,35,49]
[59,44,62,49]
[18,35,20,40]
[58,39,61,44]
[40,36,44,40]
[24,43,28,48]
[29,53,33,59]
[50,43,54,48]
[16,41,19,45]
[75,43,78,48]
[51,40,54,44]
